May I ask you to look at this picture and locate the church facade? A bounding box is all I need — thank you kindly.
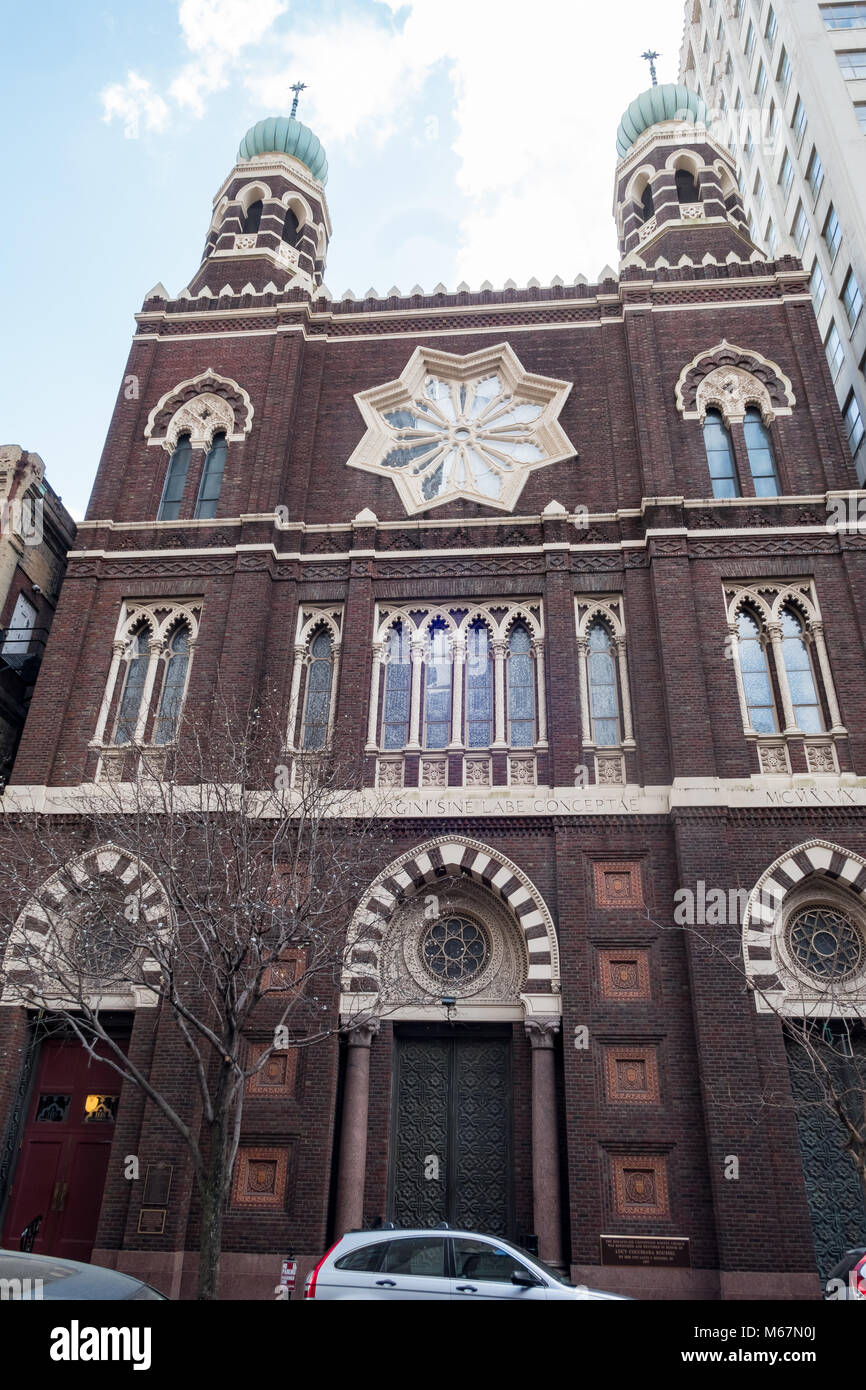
[1,83,866,1299]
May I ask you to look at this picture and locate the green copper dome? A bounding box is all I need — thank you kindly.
[238,116,328,184]
[616,83,710,159]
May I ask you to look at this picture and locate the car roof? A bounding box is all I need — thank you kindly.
[0,1249,157,1299]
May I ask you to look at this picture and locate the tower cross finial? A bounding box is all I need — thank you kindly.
[641,50,660,86]
[290,81,307,119]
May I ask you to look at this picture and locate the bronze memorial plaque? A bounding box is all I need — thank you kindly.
[600,1235,691,1268]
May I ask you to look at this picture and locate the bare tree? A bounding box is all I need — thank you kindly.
[652,891,866,1203]
[0,691,399,1300]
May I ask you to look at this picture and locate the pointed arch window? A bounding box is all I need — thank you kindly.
[586,621,621,746]
[703,409,741,497]
[241,199,262,234]
[466,621,493,748]
[382,623,411,751]
[194,431,227,519]
[780,607,822,732]
[301,630,334,751]
[743,408,779,495]
[507,623,535,747]
[114,629,150,746]
[282,208,299,246]
[737,610,777,733]
[154,625,191,745]
[157,435,191,521]
[424,622,452,750]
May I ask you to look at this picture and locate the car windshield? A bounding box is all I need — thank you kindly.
[478,1237,574,1286]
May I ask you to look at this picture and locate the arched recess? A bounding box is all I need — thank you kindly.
[144,369,254,452]
[675,340,795,424]
[743,839,866,1016]
[1,843,172,1011]
[341,835,560,1022]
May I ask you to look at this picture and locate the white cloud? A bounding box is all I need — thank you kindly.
[169,0,288,115]
[100,72,170,139]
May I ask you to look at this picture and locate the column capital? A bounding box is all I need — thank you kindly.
[524,1016,561,1049]
[342,1016,380,1047]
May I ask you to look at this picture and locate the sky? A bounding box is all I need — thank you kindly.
[1,0,687,519]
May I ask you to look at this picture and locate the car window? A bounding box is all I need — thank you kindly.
[379,1236,447,1278]
[452,1238,537,1283]
[334,1241,387,1272]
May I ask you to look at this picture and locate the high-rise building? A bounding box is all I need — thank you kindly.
[680,0,866,480]
[1,83,865,1300]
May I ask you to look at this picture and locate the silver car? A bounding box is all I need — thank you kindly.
[304,1227,627,1301]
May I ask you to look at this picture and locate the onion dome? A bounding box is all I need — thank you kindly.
[616,83,710,158]
[237,116,328,184]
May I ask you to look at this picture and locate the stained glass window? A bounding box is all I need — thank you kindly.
[424,623,452,749]
[302,630,333,751]
[422,917,489,981]
[382,623,411,750]
[737,610,777,733]
[587,621,620,746]
[157,435,191,521]
[788,906,863,981]
[465,621,493,748]
[114,630,149,745]
[154,626,190,745]
[507,624,535,747]
[780,607,822,731]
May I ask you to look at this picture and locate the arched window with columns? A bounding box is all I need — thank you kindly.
[93,601,201,773]
[725,583,843,774]
[369,602,547,787]
[157,435,192,521]
[575,597,635,786]
[285,607,343,755]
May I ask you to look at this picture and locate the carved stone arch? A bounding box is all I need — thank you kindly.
[341,835,560,1021]
[145,369,254,452]
[770,586,818,627]
[210,196,229,231]
[458,605,498,639]
[500,606,542,641]
[280,190,313,229]
[314,223,327,258]
[1,843,172,1011]
[418,607,460,637]
[376,609,412,646]
[299,611,341,651]
[579,600,625,640]
[236,180,272,214]
[156,606,200,643]
[715,161,737,199]
[625,163,657,204]
[743,839,866,1016]
[725,587,773,626]
[122,607,158,641]
[676,341,795,424]
[664,148,703,178]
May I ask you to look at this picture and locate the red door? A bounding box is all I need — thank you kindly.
[2,1039,123,1261]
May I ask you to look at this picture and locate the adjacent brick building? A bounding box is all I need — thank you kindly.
[1,86,865,1299]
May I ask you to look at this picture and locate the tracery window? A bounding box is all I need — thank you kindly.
[369,602,547,788]
[93,601,201,774]
[575,598,635,786]
[725,584,843,774]
[285,608,343,756]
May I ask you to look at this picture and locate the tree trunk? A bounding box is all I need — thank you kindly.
[197,1093,231,1300]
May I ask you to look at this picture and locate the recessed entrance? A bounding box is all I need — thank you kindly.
[387,1025,512,1237]
[1,1038,123,1261]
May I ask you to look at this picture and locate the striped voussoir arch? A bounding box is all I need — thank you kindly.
[743,839,866,1010]
[345,835,560,996]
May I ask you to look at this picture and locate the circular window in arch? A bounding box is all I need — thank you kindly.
[786,906,864,983]
[421,916,489,982]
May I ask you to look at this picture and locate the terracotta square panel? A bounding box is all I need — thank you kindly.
[246,1043,298,1098]
[593,861,644,908]
[232,1146,289,1209]
[603,1045,660,1104]
[610,1154,670,1219]
[598,948,651,1000]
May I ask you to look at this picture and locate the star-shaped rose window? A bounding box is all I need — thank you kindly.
[346,343,576,513]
